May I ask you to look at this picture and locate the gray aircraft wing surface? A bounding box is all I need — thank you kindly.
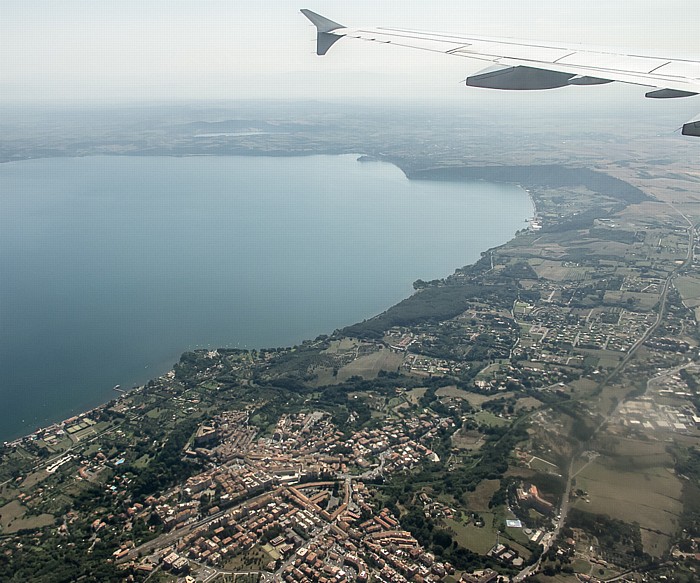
[301,9,700,137]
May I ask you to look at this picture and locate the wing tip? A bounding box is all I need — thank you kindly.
[300,9,344,34]
[301,9,345,56]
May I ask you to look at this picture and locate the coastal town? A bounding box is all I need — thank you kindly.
[2,105,700,582]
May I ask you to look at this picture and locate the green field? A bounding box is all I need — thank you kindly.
[437,385,516,407]
[571,558,592,574]
[451,429,484,452]
[515,397,542,413]
[261,543,280,561]
[529,456,561,474]
[0,500,54,534]
[572,457,682,556]
[445,516,497,555]
[473,411,509,427]
[603,290,659,310]
[463,479,500,512]
[405,387,428,404]
[336,348,404,382]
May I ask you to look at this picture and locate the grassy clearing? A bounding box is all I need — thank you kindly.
[387,396,403,408]
[641,529,671,558]
[571,558,592,574]
[476,364,502,377]
[466,392,514,407]
[603,290,659,311]
[5,513,54,533]
[570,378,599,393]
[473,411,509,427]
[590,565,621,579]
[322,338,359,354]
[596,436,669,468]
[405,388,427,405]
[675,275,700,306]
[504,525,532,548]
[146,407,166,419]
[463,479,500,512]
[133,454,151,469]
[0,499,54,533]
[436,386,470,399]
[531,261,589,282]
[598,354,624,370]
[336,349,404,382]
[572,458,682,556]
[0,500,25,528]
[19,468,51,490]
[592,384,630,416]
[529,457,560,474]
[537,574,579,583]
[504,466,537,481]
[311,367,337,386]
[451,429,484,452]
[437,385,515,408]
[53,437,74,451]
[261,543,280,561]
[515,397,542,412]
[445,516,497,555]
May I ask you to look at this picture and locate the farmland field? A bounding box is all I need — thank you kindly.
[572,456,682,556]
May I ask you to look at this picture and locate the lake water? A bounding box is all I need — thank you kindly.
[0,155,531,440]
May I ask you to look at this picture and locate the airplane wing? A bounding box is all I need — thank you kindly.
[301,9,700,137]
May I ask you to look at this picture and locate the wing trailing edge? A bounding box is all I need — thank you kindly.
[300,9,700,137]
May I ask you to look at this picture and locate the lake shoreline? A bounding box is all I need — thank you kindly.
[1,154,537,443]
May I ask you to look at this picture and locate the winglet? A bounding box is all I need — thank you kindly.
[301,9,343,33]
[301,9,345,55]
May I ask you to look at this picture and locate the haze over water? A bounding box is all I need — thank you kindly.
[0,155,531,441]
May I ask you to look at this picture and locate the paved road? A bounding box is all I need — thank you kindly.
[515,207,697,581]
[513,455,573,582]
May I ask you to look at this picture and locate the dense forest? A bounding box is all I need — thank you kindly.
[408,165,649,204]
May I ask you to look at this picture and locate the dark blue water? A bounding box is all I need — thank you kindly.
[0,155,531,440]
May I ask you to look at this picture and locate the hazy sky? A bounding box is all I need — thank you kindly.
[1,1,698,106]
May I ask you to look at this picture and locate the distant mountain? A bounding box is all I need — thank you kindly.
[172,120,287,134]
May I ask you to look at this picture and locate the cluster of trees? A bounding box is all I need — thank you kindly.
[672,446,700,537]
[554,401,598,444]
[382,410,527,504]
[567,508,648,566]
[343,284,482,339]
[399,507,505,572]
[499,261,539,281]
[174,349,217,386]
[481,397,517,417]
[343,282,521,340]
[410,165,649,205]
[0,520,128,582]
[128,418,200,500]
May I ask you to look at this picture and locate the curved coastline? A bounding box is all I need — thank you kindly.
[3,152,650,444]
[0,154,534,444]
